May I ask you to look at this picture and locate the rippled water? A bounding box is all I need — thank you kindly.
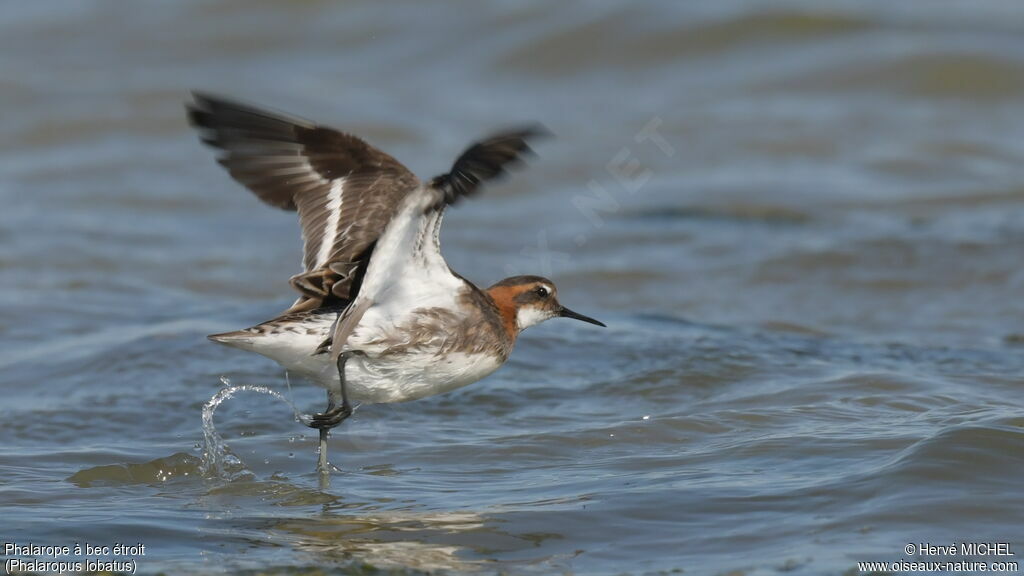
[3,1,1024,575]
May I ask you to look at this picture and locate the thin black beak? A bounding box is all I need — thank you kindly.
[559,306,606,327]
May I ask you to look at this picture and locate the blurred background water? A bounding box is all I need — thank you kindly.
[2,1,1024,574]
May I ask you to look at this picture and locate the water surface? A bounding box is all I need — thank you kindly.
[2,1,1024,574]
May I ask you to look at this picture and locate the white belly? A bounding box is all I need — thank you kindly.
[233,313,505,404]
[273,345,503,404]
[345,350,503,403]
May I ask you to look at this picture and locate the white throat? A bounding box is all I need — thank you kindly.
[516,306,550,331]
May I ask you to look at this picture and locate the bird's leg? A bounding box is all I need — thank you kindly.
[310,353,353,428]
[308,351,354,476]
[316,396,332,480]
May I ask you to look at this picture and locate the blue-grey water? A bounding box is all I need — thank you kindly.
[2,2,1024,575]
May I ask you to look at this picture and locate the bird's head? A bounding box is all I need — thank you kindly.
[486,275,605,338]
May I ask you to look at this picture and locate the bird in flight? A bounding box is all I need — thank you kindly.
[187,93,605,476]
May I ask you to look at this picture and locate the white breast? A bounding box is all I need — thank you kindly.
[344,350,504,403]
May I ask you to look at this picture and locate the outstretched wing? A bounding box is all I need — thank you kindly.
[186,93,419,311]
[329,125,547,358]
[429,126,547,206]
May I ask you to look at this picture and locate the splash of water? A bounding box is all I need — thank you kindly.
[200,376,311,478]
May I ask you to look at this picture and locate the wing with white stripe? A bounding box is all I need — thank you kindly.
[186,93,419,310]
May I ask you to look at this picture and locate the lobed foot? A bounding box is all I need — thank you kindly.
[308,404,352,429]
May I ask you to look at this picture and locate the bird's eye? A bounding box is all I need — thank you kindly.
[535,286,550,298]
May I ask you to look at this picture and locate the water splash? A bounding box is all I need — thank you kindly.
[200,376,311,478]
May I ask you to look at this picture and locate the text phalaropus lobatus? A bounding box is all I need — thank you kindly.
[186,93,605,475]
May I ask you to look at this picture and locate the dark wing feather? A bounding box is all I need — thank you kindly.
[429,126,548,205]
[186,92,419,310]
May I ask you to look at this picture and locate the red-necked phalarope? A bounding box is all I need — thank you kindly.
[186,93,604,473]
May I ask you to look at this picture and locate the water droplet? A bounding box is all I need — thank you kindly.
[200,383,305,478]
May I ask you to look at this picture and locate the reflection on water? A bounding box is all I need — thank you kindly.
[3,1,1024,574]
[277,512,492,573]
[70,457,552,573]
